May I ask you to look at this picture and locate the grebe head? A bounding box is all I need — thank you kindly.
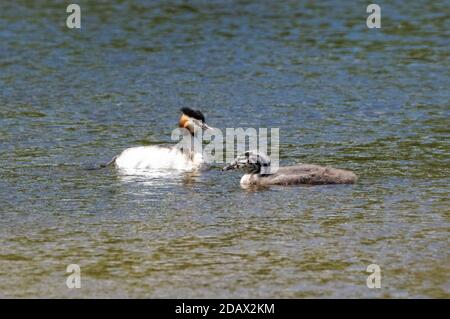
[179,107,213,135]
[222,150,272,174]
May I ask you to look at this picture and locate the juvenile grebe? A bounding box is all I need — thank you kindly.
[106,108,214,171]
[223,151,357,187]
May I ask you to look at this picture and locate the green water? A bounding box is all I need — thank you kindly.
[0,0,449,298]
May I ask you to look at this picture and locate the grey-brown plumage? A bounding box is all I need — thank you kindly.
[223,151,357,187]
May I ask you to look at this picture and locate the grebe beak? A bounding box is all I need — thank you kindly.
[201,122,215,132]
[222,157,245,171]
[191,118,216,132]
[222,162,237,171]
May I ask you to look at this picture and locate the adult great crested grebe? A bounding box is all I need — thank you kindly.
[104,108,214,171]
[223,151,357,187]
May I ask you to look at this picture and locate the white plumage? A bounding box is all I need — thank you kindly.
[115,146,205,171]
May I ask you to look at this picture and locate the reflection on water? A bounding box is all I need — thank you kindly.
[0,0,449,298]
[117,168,202,187]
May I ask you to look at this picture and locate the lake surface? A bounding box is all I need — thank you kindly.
[0,0,449,298]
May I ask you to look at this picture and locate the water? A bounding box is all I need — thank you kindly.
[0,0,449,298]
